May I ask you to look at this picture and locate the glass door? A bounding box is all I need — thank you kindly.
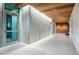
[5,11,19,43]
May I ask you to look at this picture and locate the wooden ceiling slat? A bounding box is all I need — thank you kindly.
[34,4,74,12]
[56,6,73,14]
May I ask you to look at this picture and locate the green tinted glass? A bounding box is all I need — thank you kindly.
[4,3,20,13]
[6,14,18,43]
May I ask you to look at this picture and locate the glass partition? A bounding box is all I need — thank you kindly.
[4,3,20,43]
[6,14,18,43]
[4,3,20,14]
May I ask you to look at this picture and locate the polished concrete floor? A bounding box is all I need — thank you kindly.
[0,34,78,55]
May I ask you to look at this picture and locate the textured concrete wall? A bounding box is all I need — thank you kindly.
[21,5,53,44]
[20,5,30,44]
[29,6,52,44]
[69,3,79,53]
[0,3,3,47]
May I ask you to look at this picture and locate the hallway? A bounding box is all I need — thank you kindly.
[0,34,77,55]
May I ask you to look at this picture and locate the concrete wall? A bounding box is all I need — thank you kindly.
[69,3,79,53]
[29,6,52,43]
[21,5,53,44]
[19,5,30,44]
[0,3,3,47]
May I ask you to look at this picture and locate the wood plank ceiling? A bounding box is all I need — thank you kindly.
[14,3,75,33]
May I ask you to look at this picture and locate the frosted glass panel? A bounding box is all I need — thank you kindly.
[12,15,18,30]
[12,32,18,41]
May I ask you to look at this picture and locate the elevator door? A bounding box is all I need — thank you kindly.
[5,11,19,43]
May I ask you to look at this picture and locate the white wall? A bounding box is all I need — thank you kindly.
[21,5,54,44]
[69,3,79,53]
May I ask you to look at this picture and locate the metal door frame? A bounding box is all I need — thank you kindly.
[2,9,19,46]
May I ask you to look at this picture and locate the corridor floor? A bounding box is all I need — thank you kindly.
[0,34,78,55]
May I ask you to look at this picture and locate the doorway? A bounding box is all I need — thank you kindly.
[3,9,19,45]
